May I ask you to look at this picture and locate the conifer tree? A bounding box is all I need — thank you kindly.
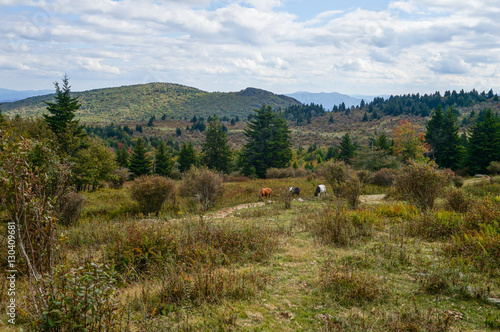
[116,148,129,168]
[338,132,356,162]
[466,109,500,174]
[240,105,292,178]
[425,105,445,162]
[129,138,151,177]
[201,115,232,173]
[43,75,82,140]
[154,140,173,176]
[178,142,197,173]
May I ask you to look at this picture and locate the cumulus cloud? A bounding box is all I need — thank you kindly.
[0,0,499,94]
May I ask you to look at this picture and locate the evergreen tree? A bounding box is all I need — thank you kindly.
[338,132,356,162]
[154,140,173,176]
[373,132,392,151]
[466,109,500,174]
[116,148,129,168]
[178,142,197,173]
[129,138,151,177]
[362,112,369,122]
[425,105,445,162]
[147,116,155,127]
[176,127,182,136]
[43,75,82,140]
[240,105,292,178]
[201,115,232,173]
[328,115,334,124]
[438,108,465,169]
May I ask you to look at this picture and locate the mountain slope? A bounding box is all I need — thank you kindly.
[1,83,300,123]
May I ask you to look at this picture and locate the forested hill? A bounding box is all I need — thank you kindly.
[331,89,499,119]
[0,83,300,123]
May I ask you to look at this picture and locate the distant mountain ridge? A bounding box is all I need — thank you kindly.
[1,83,300,123]
[0,88,53,103]
[286,91,369,110]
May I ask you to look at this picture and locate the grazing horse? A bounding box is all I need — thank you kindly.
[289,187,300,196]
[259,188,272,199]
[314,184,326,198]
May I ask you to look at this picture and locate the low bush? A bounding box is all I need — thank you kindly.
[56,191,85,226]
[181,167,224,213]
[312,204,373,246]
[265,167,312,178]
[105,220,282,277]
[160,264,267,308]
[108,167,130,189]
[445,188,474,213]
[443,230,500,272]
[130,175,174,216]
[369,168,399,187]
[319,262,386,306]
[406,211,463,240]
[28,264,122,332]
[394,161,452,210]
[487,161,500,175]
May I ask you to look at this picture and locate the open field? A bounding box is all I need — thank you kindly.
[2,176,499,331]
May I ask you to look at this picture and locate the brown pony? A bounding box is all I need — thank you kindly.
[259,188,272,199]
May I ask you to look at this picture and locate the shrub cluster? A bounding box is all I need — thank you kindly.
[56,191,85,226]
[368,168,399,187]
[394,161,452,210]
[130,175,174,216]
[319,262,386,306]
[265,167,312,178]
[181,167,224,213]
[312,204,373,246]
[28,264,121,332]
[105,220,282,277]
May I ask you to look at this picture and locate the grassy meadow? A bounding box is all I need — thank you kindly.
[1,176,500,331]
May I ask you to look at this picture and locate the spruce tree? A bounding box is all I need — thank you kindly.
[438,108,465,170]
[201,115,232,173]
[154,140,173,177]
[178,142,197,173]
[129,138,151,177]
[466,109,500,174]
[338,132,356,162]
[43,75,82,139]
[116,148,129,168]
[240,105,292,178]
[425,105,445,162]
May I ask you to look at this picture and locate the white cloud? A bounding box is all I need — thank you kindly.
[0,0,499,94]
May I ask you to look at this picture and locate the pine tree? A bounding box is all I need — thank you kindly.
[43,75,82,139]
[129,138,151,177]
[178,142,197,173]
[201,115,232,173]
[154,140,173,176]
[240,105,292,178]
[466,109,500,174]
[338,132,356,162]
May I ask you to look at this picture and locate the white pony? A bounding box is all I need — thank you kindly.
[314,184,326,198]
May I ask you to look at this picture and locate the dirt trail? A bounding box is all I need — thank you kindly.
[208,202,266,219]
[359,194,386,205]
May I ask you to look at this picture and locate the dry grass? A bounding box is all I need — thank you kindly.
[8,176,500,331]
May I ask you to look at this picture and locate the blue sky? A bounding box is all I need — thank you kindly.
[1,0,499,96]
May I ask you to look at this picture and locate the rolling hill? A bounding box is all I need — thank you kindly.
[0,83,301,123]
